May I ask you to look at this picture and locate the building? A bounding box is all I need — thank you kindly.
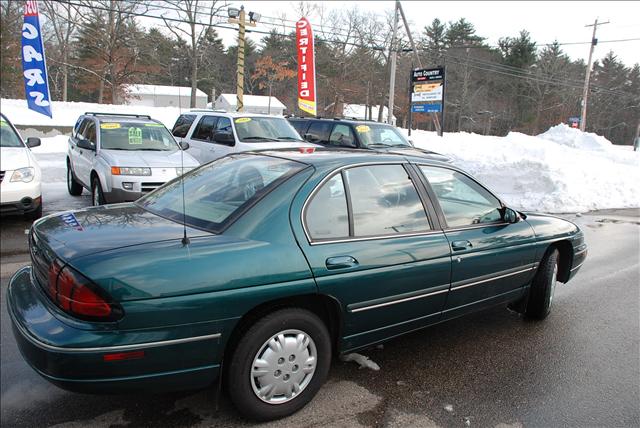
[122,84,207,109]
[343,104,396,125]
[212,94,287,115]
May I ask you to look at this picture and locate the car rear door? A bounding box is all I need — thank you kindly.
[416,165,537,317]
[292,163,452,352]
[75,119,97,185]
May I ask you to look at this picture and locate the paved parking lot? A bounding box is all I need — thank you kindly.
[0,148,638,427]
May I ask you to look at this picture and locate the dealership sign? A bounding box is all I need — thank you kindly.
[296,17,317,116]
[410,67,444,114]
[21,0,52,118]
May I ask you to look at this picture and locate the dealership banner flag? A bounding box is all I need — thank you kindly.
[21,0,52,118]
[296,17,317,116]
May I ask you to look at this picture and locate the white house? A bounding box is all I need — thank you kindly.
[123,84,207,109]
[343,104,396,125]
[212,94,287,115]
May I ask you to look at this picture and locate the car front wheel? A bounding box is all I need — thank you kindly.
[91,177,105,206]
[525,248,559,320]
[227,308,332,421]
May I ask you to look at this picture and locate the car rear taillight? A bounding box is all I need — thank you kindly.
[47,260,123,322]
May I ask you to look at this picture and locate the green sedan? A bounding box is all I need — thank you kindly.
[7,149,587,421]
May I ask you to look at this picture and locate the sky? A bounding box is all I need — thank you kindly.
[215,1,640,66]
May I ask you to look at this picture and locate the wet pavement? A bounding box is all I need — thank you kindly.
[0,150,638,427]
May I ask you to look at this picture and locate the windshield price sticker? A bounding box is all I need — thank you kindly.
[235,117,252,124]
[100,123,121,129]
[356,125,371,133]
[144,123,164,127]
[128,127,143,144]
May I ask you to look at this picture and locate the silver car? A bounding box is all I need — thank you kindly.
[67,113,199,206]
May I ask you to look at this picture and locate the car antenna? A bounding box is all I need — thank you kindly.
[178,89,189,246]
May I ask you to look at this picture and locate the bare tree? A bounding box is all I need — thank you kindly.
[155,0,225,108]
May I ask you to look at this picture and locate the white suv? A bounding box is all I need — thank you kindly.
[172,110,318,164]
[0,113,42,219]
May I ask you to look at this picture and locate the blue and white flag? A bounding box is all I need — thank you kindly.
[21,0,52,118]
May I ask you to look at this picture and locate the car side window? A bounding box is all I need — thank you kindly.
[289,120,307,137]
[215,117,232,133]
[305,122,332,144]
[345,165,431,237]
[192,116,218,141]
[419,166,502,228]
[73,118,85,139]
[84,121,97,144]
[305,174,349,240]
[172,114,196,138]
[329,124,356,147]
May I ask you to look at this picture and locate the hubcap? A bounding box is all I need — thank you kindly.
[250,329,317,405]
[549,262,558,307]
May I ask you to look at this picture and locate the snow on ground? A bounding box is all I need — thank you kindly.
[1,98,182,129]
[403,124,640,213]
[31,135,69,154]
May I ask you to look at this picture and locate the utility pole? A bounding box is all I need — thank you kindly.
[228,6,258,112]
[580,18,609,132]
[387,1,399,125]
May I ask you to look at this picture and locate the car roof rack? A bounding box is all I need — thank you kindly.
[84,112,152,119]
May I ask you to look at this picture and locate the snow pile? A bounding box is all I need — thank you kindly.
[405,124,639,213]
[340,353,380,371]
[1,98,183,129]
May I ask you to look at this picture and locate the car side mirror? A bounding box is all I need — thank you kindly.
[213,131,234,145]
[26,137,41,148]
[408,139,415,147]
[501,207,520,224]
[179,141,189,150]
[77,139,95,150]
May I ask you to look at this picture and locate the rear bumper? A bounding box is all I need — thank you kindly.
[7,266,221,394]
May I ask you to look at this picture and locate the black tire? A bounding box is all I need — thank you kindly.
[91,177,105,206]
[26,204,42,221]
[525,248,559,320]
[67,162,83,196]
[227,308,332,421]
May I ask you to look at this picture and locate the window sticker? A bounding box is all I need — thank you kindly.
[100,123,121,129]
[128,127,143,144]
[355,125,370,133]
[0,119,7,127]
[144,123,164,127]
[234,117,252,124]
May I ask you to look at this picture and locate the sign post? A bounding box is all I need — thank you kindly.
[296,17,317,117]
[21,0,52,118]
[410,67,445,136]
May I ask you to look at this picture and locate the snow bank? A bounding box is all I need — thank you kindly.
[404,124,639,213]
[31,135,69,154]
[1,98,183,129]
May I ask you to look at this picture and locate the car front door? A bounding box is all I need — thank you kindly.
[210,116,234,160]
[186,115,218,163]
[417,165,537,317]
[75,119,97,186]
[293,163,452,351]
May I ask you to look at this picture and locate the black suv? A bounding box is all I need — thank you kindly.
[287,117,451,163]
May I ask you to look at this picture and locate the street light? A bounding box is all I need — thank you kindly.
[228,5,257,112]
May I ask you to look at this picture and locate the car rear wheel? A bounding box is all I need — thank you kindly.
[227,308,331,421]
[525,248,559,320]
[67,163,83,196]
[91,177,105,206]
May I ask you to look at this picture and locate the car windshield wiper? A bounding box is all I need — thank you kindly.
[136,148,167,151]
[367,143,392,148]
[276,136,303,141]
[242,136,280,142]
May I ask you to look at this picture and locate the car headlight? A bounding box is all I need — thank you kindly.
[10,167,35,183]
[111,167,151,176]
[175,167,194,176]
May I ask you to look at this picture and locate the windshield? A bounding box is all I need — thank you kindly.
[138,154,306,231]
[0,117,24,148]
[234,117,303,143]
[354,124,411,148]
[99,121,178,151]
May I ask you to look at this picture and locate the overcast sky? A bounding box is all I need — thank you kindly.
[216,1,639,66]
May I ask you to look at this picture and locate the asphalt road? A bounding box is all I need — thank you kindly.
[1,205,638,427]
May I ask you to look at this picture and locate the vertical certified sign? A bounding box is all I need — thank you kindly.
[411,67,444,113]
[296,17,317,116]
[21,0,52,118]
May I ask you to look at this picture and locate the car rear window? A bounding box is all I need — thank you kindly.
[138,154,307,232]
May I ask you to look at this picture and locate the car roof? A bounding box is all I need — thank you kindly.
[287,117,392,126]
[186,110,287,119]
[253,147,451,170]
[82,113,162,124]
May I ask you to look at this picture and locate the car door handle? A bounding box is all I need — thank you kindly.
[326,256,358,270]
[451,240,472,251]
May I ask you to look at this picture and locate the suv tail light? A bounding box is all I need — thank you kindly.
[46,260,123,322]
